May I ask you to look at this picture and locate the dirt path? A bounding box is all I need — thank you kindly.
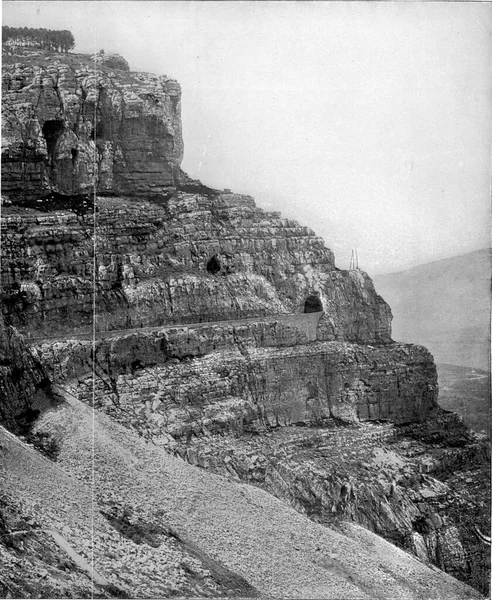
[25,312,322,344]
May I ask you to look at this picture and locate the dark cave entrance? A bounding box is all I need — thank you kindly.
[304,295,323,313]
[42,120,64,164]
[207,255,221,275]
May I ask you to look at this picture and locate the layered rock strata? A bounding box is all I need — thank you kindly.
[1,50,391,343]
[2,50,183,199]
[33,320,437,436]
[3,46,488,598]
[2,195,391,342]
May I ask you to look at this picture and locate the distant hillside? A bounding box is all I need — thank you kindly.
[436,364,490,435]
[374,249,491,370]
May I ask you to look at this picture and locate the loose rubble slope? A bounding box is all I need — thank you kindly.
[2,393,481,600]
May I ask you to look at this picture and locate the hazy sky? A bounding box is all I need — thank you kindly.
[3,1,491,274]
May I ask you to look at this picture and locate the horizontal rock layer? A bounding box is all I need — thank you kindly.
[2,50,183,199]
[1,194,391,343]
[33,321,437,436]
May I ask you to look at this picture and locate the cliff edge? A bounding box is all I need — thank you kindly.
[2,49,183,199]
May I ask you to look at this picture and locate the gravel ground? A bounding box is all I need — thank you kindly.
[4,395,483,599]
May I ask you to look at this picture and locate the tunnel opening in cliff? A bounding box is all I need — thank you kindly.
[207,255,221,275]
[304,295,323,313]
[42,120,64,165]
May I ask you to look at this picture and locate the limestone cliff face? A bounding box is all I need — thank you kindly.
[33,325,437,438]
[1,195,392,343]
[1,50,391,344]
[2,49,183,199]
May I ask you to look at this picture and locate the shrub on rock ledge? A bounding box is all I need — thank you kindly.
[94,50,130,72]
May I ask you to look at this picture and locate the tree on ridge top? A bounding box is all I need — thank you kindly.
[2,26,75,53]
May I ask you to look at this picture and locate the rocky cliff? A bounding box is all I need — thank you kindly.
[1,49,391,343]
[1,46,489,598]
[33,326,437,435]
[2,49,183,200]
[0,314,53,433]
[1,194,392,344]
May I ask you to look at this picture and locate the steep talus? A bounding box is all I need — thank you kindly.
[5,394,480,600]
[0,422,260,599]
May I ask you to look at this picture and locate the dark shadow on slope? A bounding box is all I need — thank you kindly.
[101,506,261,597]
[0,494,126,599]
[170,527,261,598]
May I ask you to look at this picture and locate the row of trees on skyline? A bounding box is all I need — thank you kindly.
[2,26,75,52]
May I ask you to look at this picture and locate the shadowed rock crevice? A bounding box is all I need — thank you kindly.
[42,119,64,165]
[206,255,221,275]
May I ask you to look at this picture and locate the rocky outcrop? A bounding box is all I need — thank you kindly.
[0,314,53,433]
[2,49,183,200]
[34,333,437,437]
[1,194,391,343]
[170,411,490,595]
[1,50,391,343]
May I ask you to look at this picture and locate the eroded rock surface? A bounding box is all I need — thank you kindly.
[0,314,53,433]
[173,413,490,595]
[2,49,183,199]
[2,195,391,342]
[34,331,437,434]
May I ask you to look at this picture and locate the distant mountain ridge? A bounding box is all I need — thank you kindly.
[374,248,491,370]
